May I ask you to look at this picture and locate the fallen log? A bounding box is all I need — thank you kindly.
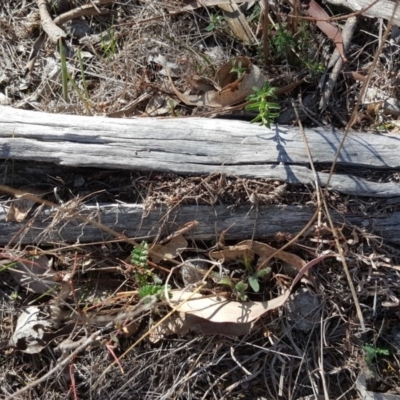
[0,106,399,245]
[1,203,399,245]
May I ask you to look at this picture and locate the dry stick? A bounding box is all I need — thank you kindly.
[293,104,330,400]
[53,0,113,26]
[37,0,66,43]
[5,329,103,400]
[319,16,358,110]
[262,0,270,65]
[292,102,322,223]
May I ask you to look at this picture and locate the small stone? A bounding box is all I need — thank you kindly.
[180,257,208,286]
[285,287,321,332]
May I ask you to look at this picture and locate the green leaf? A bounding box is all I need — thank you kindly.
[216,275,232,287]
[256,267,271,278]
[248,275,260,292]
[235,281,248,293]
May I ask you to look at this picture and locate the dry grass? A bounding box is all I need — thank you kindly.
[1,1,400,399]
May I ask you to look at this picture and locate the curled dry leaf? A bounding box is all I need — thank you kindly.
[210,239,305,271]
[209,243,254,262]
[149,234,188,263]
[6,187,45,222]
[9,305,65,354]
[168,57,266,108]
[9,255,59,294]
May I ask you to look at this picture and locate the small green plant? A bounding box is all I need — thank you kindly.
[363,344,390,367]
[303,59,325,78]
[230,60,247,79]
[101,22,117,59]
[234,281,249,301]
[271,25,295,58]
[243,255,271,293]
[76,47,90,101]
[131,241,149,268]
[226,256,272,301]
[245,83,280,128]
[59,40,91,110]
[205,13,225,32]
[139,284,164,299]
[131,242,170,300]
[131,241,152,287]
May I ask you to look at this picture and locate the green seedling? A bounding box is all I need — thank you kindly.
[220,255,271,301]
[363,344,390,377]
[131,241,149,269]
[245,83,280,128]
[271,25,295,58]
[205,13,226,32]
[101,23,117,59]
[131,241,153,287]
[234,281,249,301]
[59,39,69,103]
[247,267,271,293]
[76,47,90,101]
[364,344,390,366]
[230,60,247,79]
[59,40,91,110]
[139,284,165,299]
[243,254,271,293]
[131,241,170,300]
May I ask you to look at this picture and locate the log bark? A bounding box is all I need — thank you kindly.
[1,106,400,197]
[1,106,400,245]
[1,203,400,245]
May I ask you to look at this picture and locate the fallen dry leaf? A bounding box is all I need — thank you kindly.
[210,239,305,271]
[209,243,254,262]
[9,305,65,354]
[307,0,347,62]
[170,253,333,325]
[9,255,59,294]
[149,312,252,343]
[168,57,266,108]
[218,2,255,44]
[150,234,188,263]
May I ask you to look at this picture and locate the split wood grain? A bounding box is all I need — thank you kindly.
[1,106,400,198]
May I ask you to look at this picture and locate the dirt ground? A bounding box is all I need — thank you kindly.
[1,1,400,399]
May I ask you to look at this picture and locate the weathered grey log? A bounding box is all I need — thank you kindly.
[1,203,399,245]
[326,0,400,27]
[1,106,400,197]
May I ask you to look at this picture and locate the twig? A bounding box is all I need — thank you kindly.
[54,0,113,26]
[262,0,270,65]
[37,0,66,43]
[319,16,358,110]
